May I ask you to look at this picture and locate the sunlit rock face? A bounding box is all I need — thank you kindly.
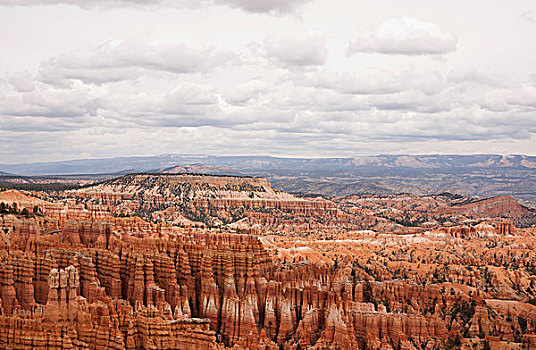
[0,177,536,349]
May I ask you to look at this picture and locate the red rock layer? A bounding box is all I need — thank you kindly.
[66,174,359,233]
[3,215,533,349]
[1,187,536,349]
[442,195,536,226]
[434,219,516,238]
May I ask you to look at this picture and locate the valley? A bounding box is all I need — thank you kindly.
[0,172,535,349]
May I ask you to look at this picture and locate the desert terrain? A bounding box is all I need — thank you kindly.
[0,173,535,349]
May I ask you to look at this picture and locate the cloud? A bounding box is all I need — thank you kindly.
[160,83,221,119]
[446,68,504,87]
[0,82,102,119]
[222,79,269,105]
[1,37,535,163]
[0,0,313,14]
[348,17,458,55]
[0,0,171,9]
[38,39,236,85]
[3,56,535,150]
[291,68,446,95]
[0,115,94,132]
[255,34,328,67]
[215,0,311,14]
[520,11,535,23]
[7,71,35,92]
[1,0,536,163]
[1,79,536,163]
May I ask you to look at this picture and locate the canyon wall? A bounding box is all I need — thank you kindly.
[1,210,536,349]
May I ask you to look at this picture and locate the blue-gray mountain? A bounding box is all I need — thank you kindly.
[1,154,535,206]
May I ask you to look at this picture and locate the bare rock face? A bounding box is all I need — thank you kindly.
[68,174,352,234]
[0,260,220,350]
[435,218,517,238]
[1,181,536,349]
[43,265,80,323]
[444,195,536,227]
[2,223,534,349]
[0,253,20,315]
[0,200,222,349]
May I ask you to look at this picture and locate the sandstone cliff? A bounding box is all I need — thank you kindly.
[1,184,535,349]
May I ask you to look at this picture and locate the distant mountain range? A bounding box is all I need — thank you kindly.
[1,154,536,206]
[1,154,535,176]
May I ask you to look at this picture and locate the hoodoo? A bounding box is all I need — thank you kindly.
[1,176,536,349]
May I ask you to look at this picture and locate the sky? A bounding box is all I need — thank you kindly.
[0,0,535,163]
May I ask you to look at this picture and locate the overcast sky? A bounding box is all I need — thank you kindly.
[1,0,535,163]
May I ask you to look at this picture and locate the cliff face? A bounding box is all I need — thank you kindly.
[0,222,454,350]
[444,195,536,227]
[1,209,536,350]
[0,216,228,349]
[1,181,536,349]
[434,219,516,238]
[68,174,349,232]
[0,261,219,350]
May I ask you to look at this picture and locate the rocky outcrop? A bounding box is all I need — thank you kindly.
[1,183,536,349]
[0,262,220,350]
[435,219,516,238]
[68,174,347,233]
[1,219,535,348]
[444,195,536,227]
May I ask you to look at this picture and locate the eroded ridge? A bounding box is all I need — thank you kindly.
[0,179,535,349]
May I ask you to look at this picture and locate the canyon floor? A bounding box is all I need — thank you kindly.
[1,173,536,349]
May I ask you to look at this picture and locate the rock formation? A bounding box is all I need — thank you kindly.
[0,178,535,349]
[443,195,536,227]
[68,174,348,233]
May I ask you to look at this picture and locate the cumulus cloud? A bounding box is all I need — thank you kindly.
[222,79,269,105]
[0,0,175,10]
[254,34,328,67]
[348,17,458,55]
[0,82,102,119]
[0,115,94,132]
[2,0,536,163]
[80,83,228,128]
[7,71,35,92]
[0,14,534,162]
[0,0,313,14]
[3,62,535,150]
[446,68,504,87]
[215,0,311,14]
[291,68,446,95]
[520,11,535,23]
[38,39,236,85]
[160,83,221,119]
